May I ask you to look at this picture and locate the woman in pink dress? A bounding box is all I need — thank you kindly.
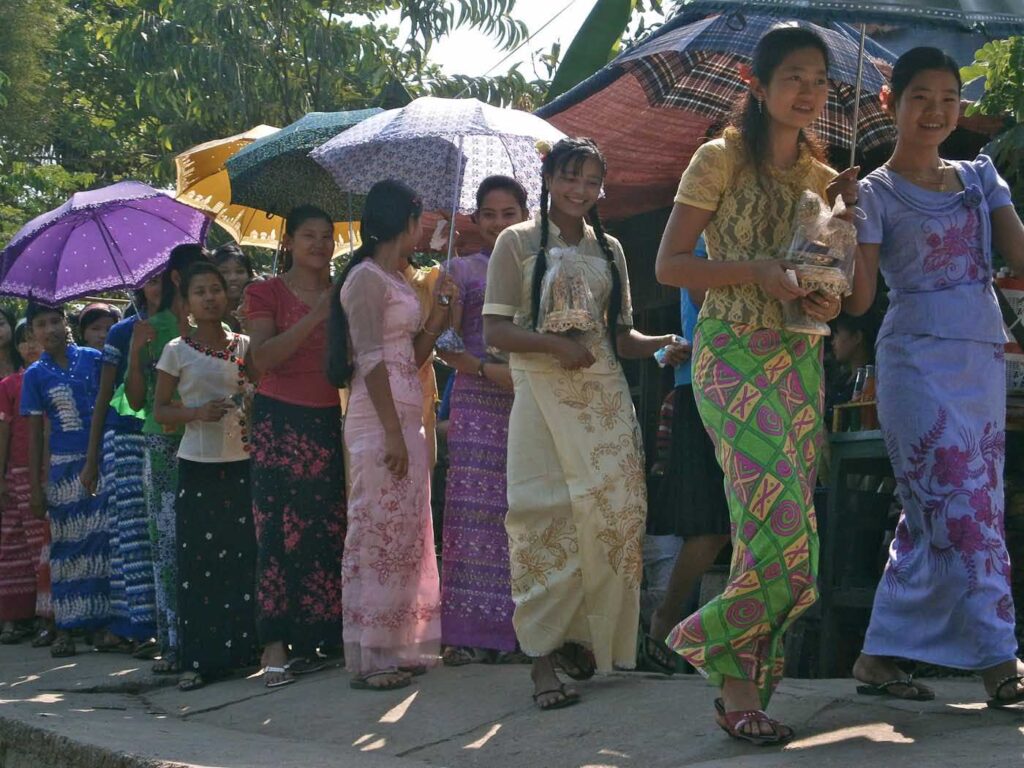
[328,179,456,691]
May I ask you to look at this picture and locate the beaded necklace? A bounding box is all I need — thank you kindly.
[182,333,250,453]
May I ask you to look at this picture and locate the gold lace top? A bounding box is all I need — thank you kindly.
[674,128,837,329]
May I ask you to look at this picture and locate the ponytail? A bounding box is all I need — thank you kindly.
[324,180,422,388]
[529,177,550,330]
[588,204,623,348]
[325,241,374,388]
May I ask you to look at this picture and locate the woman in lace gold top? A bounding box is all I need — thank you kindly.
[656,27,852,744]
[484,138,683,712]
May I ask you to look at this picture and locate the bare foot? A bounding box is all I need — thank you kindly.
[981,658,1024,703]
[649,608,674,643]
[853,653,934,700]
[720,677,777,738]
[531,654,578,709]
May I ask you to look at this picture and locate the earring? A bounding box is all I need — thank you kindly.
[757,99,763,114]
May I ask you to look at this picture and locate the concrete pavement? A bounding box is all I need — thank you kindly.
[1,643,1022,767]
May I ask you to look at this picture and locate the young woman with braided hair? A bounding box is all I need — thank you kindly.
[483,138,685,710]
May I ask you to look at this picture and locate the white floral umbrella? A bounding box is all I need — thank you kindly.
[310,96,567,216]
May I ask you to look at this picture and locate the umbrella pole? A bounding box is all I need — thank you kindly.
[348,191,355,258]
[94,213,142,316]
[445,136,465,272]
[849,23,867,169]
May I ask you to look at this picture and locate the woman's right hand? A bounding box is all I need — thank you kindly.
[194,399,231,422]
[129,319,156,354]
[551,336,596,370]
[383,429,409,478]
[753,260,808,302]
[79,458,99,496]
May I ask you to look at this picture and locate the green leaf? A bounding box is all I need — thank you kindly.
[547,0,635,103]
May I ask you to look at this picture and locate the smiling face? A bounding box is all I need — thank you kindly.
[476,189,528,249]
[889,68,960,149]
[755,46,830,133]
[82,315,116,351]
[284,216,334,271]
[546,156,604,220]
[217,257,250,302]
[185,272,229,323]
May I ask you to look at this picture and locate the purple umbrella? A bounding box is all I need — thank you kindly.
[0,181,210,304]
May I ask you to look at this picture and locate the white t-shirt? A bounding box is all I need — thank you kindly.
[156,334,251,463]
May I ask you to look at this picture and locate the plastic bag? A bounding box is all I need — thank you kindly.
[536,246,600,335]
[781,191,858,336]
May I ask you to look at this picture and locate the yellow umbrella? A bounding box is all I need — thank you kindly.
[175,125,359,254]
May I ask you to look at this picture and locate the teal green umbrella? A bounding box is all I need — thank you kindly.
[226,109,382,221]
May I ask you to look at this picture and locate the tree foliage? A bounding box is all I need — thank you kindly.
[0,0,537,243]
[963,37,1024,215]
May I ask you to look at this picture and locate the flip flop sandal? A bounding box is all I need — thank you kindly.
[856,675,935,701]
[285,657,328,676]
[986,675,1024,709]
[263,666,296,689]
[553,642,596,681]
[533,684,581,711]
[398,664,427,677]
[50,636,76,658]
[152,654,180,675]
[716,708,794,746]
[442,647,479,667]
[178,672,205,692]
[636,632,677,675]
[0,626,29,645]
[350,670,411,691]
[31,628,55,648]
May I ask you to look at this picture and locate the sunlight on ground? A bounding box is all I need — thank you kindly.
[10,675,39,688]
[109,667,140,677]
[947,702,988,711]
[262,717,272,725]
[579,764,620,768]
[598,749,631,758]
[379,690,418,723]
[464,723,502,749]
[0,692,64,705]
[788,722,915,748]
[361,737,387,751]
[353,732,377,746]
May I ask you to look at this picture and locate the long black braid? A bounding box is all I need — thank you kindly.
[529,138,624,352]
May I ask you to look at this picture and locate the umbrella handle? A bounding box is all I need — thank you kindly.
[849,23,867,169]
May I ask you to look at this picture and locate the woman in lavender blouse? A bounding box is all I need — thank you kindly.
[843,47,1024,707]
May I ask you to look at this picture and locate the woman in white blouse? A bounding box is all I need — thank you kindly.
[154,262,258,692]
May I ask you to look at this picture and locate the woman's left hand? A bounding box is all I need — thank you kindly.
[802,291,842,322]
[826,166,860,210]
[434,274,459,308]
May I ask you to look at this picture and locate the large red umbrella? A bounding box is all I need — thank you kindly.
[538,13,896,220]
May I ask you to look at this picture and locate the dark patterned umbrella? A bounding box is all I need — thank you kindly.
[674,0,1024,34]
[538,13,896,220]
[226,109,382,221]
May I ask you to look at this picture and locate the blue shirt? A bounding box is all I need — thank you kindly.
[673,234,707,388]
[103,314,145,431]
[20,344,103,454]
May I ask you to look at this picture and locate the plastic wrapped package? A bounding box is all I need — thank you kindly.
[536,246,600,335]
[781,191,858,336]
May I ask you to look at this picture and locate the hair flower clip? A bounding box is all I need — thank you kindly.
[535,139,552,160]
[963,184,983,210]
[737,63,754,86]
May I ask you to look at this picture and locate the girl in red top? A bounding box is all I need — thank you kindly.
[244,205,345,688]
[0,318,44,643]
